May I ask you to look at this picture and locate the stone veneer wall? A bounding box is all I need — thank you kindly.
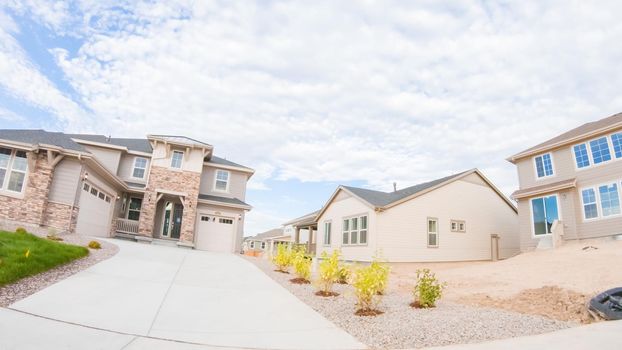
[43,201,76,232]
[138,165,201,244]
[0,152,55,231]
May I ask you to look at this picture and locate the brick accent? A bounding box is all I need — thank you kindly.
[0,152,55,230]
[138,165,201,243]
[43,201,75,232]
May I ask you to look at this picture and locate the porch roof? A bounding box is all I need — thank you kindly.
[198,194,251,209]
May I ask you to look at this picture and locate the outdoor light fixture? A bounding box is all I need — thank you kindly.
[83,172,89,181]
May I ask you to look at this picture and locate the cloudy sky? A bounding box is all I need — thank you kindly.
[1,1,622,235]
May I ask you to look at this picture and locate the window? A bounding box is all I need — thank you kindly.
[201,216,210,221]
[83,183,90,192]
[105,196,111,203]
[0,148,28,193]
[90,187,98,196]
[531,195,559,235]
[450,220,466,232]
[342,215,368,246]
[128,197,142,221]
[171,151,183,169]
[534,153,554,178]
[132,157,147,178]
[98,192,105,200]
[261,242,266,250]
[323,221,332,246]
[427,218,438,247]
[612,133,622,159]
[582,188,598,219]
[219,218,234,224]
[214,170,230,191]
[589,137,611,164]
[599,183,621,217]
[250,241,255,249]
[573,144,591,168]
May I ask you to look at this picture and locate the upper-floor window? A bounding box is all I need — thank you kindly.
[573,144,591,168]
[132,157,147,179]
[0,148,28,193]
[611,133,622,159]
[589,137,611,164]
[171,151,183,169]
[534,153,554,178]
[342,215,367,245]
[214,170,230,191]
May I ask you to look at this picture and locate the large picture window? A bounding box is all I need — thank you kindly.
[534,153,554,178]
[531,195,559,235]
[128,197,143,221]
[0,148,28,193]
[342,215,368,246]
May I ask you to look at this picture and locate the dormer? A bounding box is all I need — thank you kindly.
[147,135,213,173]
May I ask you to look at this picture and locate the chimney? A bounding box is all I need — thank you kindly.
[393,182,397,192]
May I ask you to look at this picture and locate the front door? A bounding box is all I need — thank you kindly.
[162,201,183,239]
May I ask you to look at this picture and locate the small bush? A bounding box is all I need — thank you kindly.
[412,269,445,308]
[316,250,341,296]
[15,227,27,235]
[88,240,101,249]
[352,264,386,314]
[337,264,351,284]
[291,246,311,283]
[369,258,390,295]
[271,244,293,273]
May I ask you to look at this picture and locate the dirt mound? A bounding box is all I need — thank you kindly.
[462,286,593,324]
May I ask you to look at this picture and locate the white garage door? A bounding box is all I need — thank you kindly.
[195,215,235,253]
[75,182,113,237]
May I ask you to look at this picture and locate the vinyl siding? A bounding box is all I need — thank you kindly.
[82,145,122,175]
[199,166,248,200]
[376,175,519,262]
[316,190,377,262]
[117,154,150,183]
[151,143,204,173]
[48,158,82,205]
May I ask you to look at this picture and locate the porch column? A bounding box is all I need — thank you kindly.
[294,227,300,244]
[306,227,312,253]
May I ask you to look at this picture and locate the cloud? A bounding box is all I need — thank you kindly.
[0,106,24,122]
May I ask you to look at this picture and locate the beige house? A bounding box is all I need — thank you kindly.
[315,169,519,262]
[0,129,253,252]
[508,112,622,251]
[243,228,285,253]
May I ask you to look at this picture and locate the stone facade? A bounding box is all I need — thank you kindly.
[43,201,76,233]
[138,165,201,244]
[0,151,55,230]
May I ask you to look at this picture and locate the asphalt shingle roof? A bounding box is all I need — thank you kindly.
[198,194,250,207]
[0,129,86,152]
[343,170,471,207]
[245,228,285,241]
[209,155,253,170]
[68,134,153,153]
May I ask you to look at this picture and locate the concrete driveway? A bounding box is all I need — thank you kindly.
[2,239,364,350]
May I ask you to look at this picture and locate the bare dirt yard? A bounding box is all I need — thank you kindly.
[392,238,622,324]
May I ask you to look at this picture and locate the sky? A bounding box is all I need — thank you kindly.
[1,1,622,236]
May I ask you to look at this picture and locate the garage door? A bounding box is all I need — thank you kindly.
[75,182,114,237]
[195,215,235,253]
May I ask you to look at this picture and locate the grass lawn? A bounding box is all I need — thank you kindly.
[0,230,89,287]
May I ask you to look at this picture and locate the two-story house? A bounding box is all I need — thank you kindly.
[508,112,622,251]
[0,129,253,252]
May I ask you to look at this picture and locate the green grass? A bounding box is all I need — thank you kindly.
[0,230,89,287]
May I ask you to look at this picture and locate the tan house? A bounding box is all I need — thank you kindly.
[0,129,253,252]
[508,112,622,251]
[315,169,519,262]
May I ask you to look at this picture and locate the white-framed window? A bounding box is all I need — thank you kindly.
[581,188,598,219]
[534,153,554,178]
[323,221,332,246]
[128,197,143,221]
[598,183,621,217]
[0,148,28,194]
[450,220,466,232]
[427,217,438,247]
[90,187,98,196]
[171,151,183,169]
[589,137,612,165]
[132,157,147,179]
[250,241,255,249]
[530,195,559,236]
[219,218,234,224]
[342,215,368,246]
[573,133,620,170]
[261,242,266,250]
[214,170,230,192]
[580,182,622,221]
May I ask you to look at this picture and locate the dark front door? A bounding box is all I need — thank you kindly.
[171,203,183,239]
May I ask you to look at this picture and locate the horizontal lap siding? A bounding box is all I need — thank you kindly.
[83,145,122,174]
[377,176,519,262]
[48,159,82,205]
[118,154,150,184]
[199,167,248,201]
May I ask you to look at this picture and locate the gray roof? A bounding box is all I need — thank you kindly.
[125,181,147,189]
[209,155,253,170]
[283,210,320,226]
[245,228,285,241]
[68,134,153,153]
[198,194,250,207]
[148,135,212,148]
[343,170,471,207]
[509,112,622,161]
[0,129,86,152]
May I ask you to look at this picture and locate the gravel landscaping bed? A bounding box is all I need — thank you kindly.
[246,256,576,349]
[0,235,118,307]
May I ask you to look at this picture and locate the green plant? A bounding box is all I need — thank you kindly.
[291,246,311,283]
[271,244,293,273]
[88,240,101,249]
[369,258,390,295]
[352,264,385,315]
[15,227,27,235]
[316,250,341,296]
[412,269,445,308]
[337,263,351,284]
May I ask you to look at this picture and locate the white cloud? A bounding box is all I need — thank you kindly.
[0,106,24,122]
[4,1,622,215]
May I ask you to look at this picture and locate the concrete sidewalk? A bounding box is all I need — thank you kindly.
[3,239,364,350]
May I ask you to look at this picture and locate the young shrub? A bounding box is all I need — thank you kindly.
[369,258,390,295]
[290,246,311,284]
[352,264,385,316]
[15,227,27,235]
[315,250,341,297]
[271,244,293,273]
[411,268,445,308]
[88,240,101,249]
[337,263,351,284]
